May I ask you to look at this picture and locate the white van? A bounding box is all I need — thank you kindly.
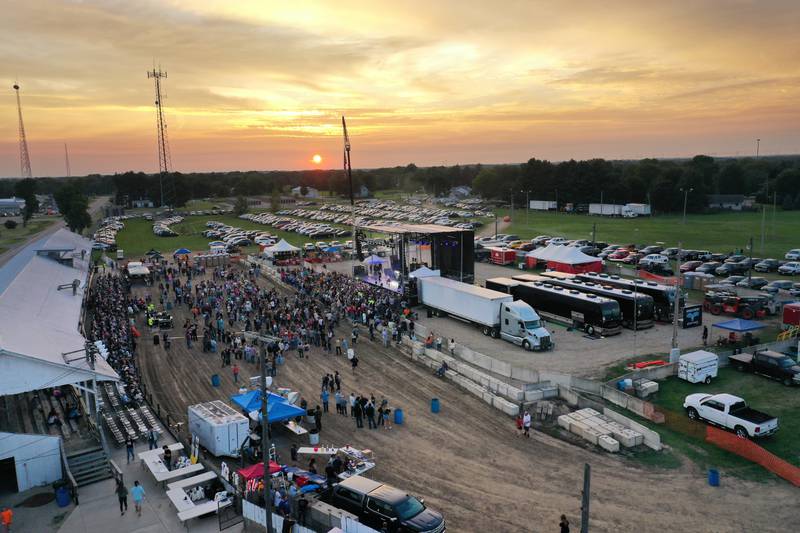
[678,350,719,384]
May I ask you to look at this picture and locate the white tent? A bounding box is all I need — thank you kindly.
[409,266,440,278]
[263,239,300,258]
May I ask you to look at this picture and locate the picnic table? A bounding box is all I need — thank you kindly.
[297,446,338,456]
[138,443,204,485]
[283,420,308,435]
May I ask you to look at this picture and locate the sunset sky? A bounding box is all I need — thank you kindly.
[1,0,799,177]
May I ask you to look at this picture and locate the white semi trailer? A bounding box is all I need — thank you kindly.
[415,273,552,351]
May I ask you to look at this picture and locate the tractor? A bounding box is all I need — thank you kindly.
[703,289,769,320]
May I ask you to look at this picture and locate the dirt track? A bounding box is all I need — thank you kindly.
[132,268,796,532]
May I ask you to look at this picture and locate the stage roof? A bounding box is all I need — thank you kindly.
[360,223,472,235]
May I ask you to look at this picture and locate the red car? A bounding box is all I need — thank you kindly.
[680,260,703,273]
[622,252,643,265]
[607,248,631,262]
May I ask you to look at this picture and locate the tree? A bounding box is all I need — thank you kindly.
[472,167,500,199]
[54,184,92,234]
[4,219,18,229]
[14,178,39,226]
[233,195,249,216]
[300,185,308,197]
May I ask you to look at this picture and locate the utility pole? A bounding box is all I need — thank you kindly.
[510,189,514,220]
[600,190,603,216]
[64,143,71,177]
[260,345,274,533]
[747,236,753,286]
[524,190,530,227]
[494,212,498,238]
[671,241,682,356]
[772,192,777,237]
[13,83,33,178]
[591,223,596,249]
[757,139,766,254]
[147,67,172,208]
[680,188,693,225]
[580,463,591,533]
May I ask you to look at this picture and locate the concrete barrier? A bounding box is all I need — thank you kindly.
[603,408,662,451]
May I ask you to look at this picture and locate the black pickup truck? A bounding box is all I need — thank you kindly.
[329,475,445,533]
[729,350,800,386]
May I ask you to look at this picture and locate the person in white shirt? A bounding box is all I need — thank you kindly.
[523,411,532,438]
[448,338,456,355]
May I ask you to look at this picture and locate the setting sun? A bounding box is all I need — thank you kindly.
[312,154,322,165]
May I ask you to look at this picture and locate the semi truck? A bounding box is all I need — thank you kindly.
[416,274,552,351]
[529,277,655,329]
[588,203,651,218]
[487,277,623,336]
[529,200,558,211]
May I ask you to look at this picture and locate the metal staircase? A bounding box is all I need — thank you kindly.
[66,447,112,487]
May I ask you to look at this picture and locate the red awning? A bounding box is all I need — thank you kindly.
[238,461,282,480]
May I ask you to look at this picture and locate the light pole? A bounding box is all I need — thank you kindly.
[680,188,693,225]
[523,189,531,227]
[260,344,274,533]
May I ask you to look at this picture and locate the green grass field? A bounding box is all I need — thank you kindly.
[642,367,800,481]
[495,209,798,259]
[0,218,58,255]
[115,214,315,258]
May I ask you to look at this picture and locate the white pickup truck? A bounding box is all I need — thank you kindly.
[683,393,779,438]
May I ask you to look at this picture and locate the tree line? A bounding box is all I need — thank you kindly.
[1,154,797,216]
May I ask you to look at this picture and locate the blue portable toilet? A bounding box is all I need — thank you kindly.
[431,398,440,413]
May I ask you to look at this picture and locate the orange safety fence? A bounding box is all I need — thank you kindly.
[705,425,800,487]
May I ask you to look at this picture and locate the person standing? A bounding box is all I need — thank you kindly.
[290,444,299,463]
[349,393,356,417]
[382,327,390,348]
[448,338,456,355]
[559,514,570,533]
[354,400,364,429]
[314,406,322,432]
[115,480,128,516]
[297,493,309,526]
[232,363,240,383]
[125,436,135,464]
[523,411,532,438]
[702,325,708,347]
[162,445,172,471]
[335,338,342,356]
[321,389,329,413]
[1,507,13,533]
[147,427,159,450]
[334,371,341,392]
[131,480,146,517]
[365,402,376,430]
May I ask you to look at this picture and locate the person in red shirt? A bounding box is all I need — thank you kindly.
[3,506,15,532]
[232,363,240,383]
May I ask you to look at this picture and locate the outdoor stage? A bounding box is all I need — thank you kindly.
[355,223,474,296]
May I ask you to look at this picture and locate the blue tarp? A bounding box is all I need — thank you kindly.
[712,318,766,332]
[230,391,305,422]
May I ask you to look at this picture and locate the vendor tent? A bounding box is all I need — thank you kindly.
[711,319,766,332]
[525,245,601,273]
[409,266,440,278]
[249,401,306,423]
[238,461,282,480]
[230,390,286,412]
[263,239,300,258]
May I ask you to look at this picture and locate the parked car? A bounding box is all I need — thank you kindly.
[330,476,445,533]
[729,350,800,386]
[679,260,703,273]
[735,277,769,290]
[578,245,601,256]
[607,249,630,262]
[719,275,746,286]
[640,245,663,255]
[622,252,643,265]
[683,393,779,438]
[531,235,551,246]
[639,254,669,269]
[778,262,800,275]
[695,262,722,274]
[785,249,800,260]
[762,280,794,294]
[709,253,729,262]
[661,247,680,258]
[724,254,747,264]
[715,263,747,276]
[547,237,568,246]
[753,258,780,273]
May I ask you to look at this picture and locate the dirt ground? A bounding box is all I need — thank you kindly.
[132,267,797,533]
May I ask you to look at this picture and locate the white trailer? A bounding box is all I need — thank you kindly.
[589,203,623,216]
[624,203,651,216]
[188,401,249,457]
[678,350,719,384]
[415,273,552,350]
[529,200,557,211]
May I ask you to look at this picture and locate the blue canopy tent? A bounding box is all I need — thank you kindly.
[251,400,307,423]
[231,390,286,412]
[324,246,341,253]
[712,319,766,332]
[173,247,192,255]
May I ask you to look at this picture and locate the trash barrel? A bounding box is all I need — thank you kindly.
[211,374,220,387]
[166,301,173,310]
[309,429,320,445]
[431,398,440,414]
[394,408,404,425]
[55,486,71,507]
[708,469,720,487]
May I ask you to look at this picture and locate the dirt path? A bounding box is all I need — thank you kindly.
[132,270,796,533]
[476,217,510,238]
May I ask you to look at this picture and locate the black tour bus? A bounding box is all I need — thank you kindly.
[534,277,655,329]
[576,272,682,322]
[486,277,623,336]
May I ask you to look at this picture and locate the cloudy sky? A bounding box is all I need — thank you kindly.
[1,0,798,177]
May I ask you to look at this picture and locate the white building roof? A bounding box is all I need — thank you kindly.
[0,229,119,395]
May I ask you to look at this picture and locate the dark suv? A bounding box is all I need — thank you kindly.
[331,476,445,532]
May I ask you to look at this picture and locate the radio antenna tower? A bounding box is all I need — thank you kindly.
[64,143,71,177]
[13,83,33,178]
[147,67,173,207]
